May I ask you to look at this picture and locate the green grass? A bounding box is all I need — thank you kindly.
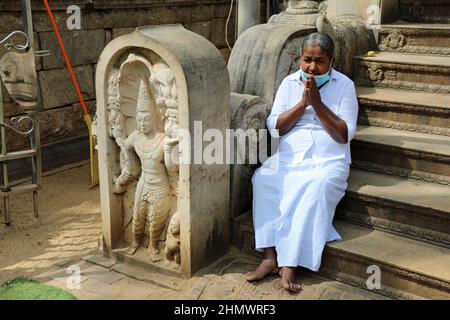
[0,277,77,300]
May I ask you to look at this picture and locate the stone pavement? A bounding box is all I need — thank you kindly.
[34,247,390,300]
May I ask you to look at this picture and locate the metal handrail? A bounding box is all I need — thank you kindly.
[0,30,30,51]
[0,116,35,135]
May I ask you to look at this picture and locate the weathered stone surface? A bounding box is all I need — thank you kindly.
[111,28,136,39]
[38,65,95,109]
[39,29,106,70]
[228,23,315,104]
[175,4,214,23]
[211,17,235,47]
[229,93,271,219]
[6,101,93,151]
[219,47,231,63]
[183,21,212,41]
[96,25,230,277]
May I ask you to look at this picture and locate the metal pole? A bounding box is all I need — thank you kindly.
[21,0,34,46]
[0,83,11,225]
[22,0,40,218]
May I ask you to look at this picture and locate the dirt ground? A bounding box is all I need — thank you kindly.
[0,163,387,300]
[0,162,101,284]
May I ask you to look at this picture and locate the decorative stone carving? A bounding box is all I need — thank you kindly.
[269,0,320,26]
[0,50,38,111]
[380,31,406,50]
[112,78,177,262]
[366,63,384,82]
[165,211,181,265]
[96,25,230,277]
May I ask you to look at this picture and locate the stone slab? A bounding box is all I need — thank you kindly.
[39,29,106,70]
[81,264,124,284]
[38,65,95,109]
[347,168,450,214]
[81,254,117,269]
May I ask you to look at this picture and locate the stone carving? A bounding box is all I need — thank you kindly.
[112,77,179,262]
[324,247,450,298]
[0,50,38,111]
[96,25,230,277]
[322,270,426,300]
[164,211,181,265]
[366,63,384,82]
[359,115,450,138]
[380,31,406,50]
[336,209,450,247]
[106,69,128,171]
[351,159,450,186]
[269,0,320,26]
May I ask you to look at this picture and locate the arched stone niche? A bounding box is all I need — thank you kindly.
[95,25,230,277]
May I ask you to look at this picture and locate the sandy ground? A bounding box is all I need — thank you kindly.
[0,162,101,284]
[0,163,387,300]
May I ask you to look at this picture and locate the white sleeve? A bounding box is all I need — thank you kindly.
[337,81,359,142]
[266,79,289,138]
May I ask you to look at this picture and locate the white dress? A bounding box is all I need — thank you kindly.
[252,69,359,272]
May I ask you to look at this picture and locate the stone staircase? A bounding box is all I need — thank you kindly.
[232,20,450,299]
[325,19,450,299]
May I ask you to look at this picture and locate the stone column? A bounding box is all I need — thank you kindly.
[237,0,261,37]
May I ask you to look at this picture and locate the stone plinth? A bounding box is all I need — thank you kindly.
[95,24,230,277]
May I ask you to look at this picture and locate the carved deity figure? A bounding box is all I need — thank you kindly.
[113,79,178,262]
[105,70,129,170]
[164,211,181,265]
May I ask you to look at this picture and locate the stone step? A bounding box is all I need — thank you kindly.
[231,212,450,299]
[336,168,450,247]
[354,52,450,94]
[399,0,450,23]
[320,221,450,299]
[351,125,450,183]
[379,23,450,56]
[356,86,450,137]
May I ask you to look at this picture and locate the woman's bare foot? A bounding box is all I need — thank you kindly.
[245,247,278,282]
[279,267,301,292]
[245,259,278,282]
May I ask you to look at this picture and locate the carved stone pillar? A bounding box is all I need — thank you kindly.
[96,25,230,277]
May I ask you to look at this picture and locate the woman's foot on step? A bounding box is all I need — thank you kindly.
[279,267,301,293]
[245,259,279,282]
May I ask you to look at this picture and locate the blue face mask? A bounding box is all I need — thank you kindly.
[300,59,333,87]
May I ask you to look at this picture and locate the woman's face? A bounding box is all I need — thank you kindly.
[300,45,332,76]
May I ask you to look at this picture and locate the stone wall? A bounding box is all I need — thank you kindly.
[0,0,267,179]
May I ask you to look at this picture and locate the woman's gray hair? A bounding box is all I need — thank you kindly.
[301,33,335,58]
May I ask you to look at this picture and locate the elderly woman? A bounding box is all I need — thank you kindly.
[246,33,358,292]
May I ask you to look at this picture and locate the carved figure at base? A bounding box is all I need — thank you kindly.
[165,211,181,265]
[113,79,178,262]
